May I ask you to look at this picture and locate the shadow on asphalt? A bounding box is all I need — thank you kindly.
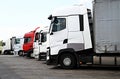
[15,56,120,71]
[50,65,120,71]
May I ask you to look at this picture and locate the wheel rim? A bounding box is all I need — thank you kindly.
[63,57,71,66]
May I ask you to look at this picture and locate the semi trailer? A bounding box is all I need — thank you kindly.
[2,37,16,55]
[46,0,120,68]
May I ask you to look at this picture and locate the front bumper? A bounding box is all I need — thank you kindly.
[39,52,47,60]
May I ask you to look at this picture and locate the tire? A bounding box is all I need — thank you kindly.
[27,52,31,58]
[27,52,34,59]
[4,51,7,55]
[46,60,51,65]
[4,51,9,55]
[59,53,76,69]
[18,51,23,56]
[0,51,1,54]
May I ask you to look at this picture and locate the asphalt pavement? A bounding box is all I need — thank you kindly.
[0,55,120,79]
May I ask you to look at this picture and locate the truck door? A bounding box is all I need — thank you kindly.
[40,32,47,53]
[33,32,40,55]
[49,17,67,55]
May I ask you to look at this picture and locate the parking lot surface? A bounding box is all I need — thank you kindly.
[0,55,120,79]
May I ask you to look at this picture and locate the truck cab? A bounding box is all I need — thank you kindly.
[13,37,24,56]
[38,29,48,60]
[32,31,40,58]
[2,37,16,55]
[33,26,48,60]
[46,5,92,68]
[23,27,40,57]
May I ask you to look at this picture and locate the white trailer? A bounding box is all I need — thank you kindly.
[46,0,120,68]
[2,37,16,55]
[13,37,24,56]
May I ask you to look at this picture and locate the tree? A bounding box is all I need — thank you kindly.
[0,40,3,46]
[0,40,3,54]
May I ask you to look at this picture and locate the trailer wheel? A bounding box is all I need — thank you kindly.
[60,53,76,69]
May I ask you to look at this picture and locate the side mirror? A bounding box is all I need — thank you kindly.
[48,15,52,20]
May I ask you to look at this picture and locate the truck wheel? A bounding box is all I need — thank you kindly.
[4,51,8,55]
[18,51,23,56]
[60,53,76,69]
[0,51,1,54]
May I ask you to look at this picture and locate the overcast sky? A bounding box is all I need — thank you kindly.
[0,0,92,40]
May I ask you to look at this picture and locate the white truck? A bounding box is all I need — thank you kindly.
[13,37,24,56]
[46,0,120,68]
[2,37,16,55]
[33,26,48,60]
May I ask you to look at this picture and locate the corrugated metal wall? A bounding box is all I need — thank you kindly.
[94,0,120,53]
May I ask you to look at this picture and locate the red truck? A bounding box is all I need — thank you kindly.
[23,27,40,57]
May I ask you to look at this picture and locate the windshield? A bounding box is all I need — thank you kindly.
[49,17,66,33]
[24,37,31,44]
[15,38,20,44]
[41,33,47,42]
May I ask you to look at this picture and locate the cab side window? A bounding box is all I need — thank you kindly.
[52,18,66,32]
[41,33,47,42]
[15,39,20,44]
[24,37,31,43]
